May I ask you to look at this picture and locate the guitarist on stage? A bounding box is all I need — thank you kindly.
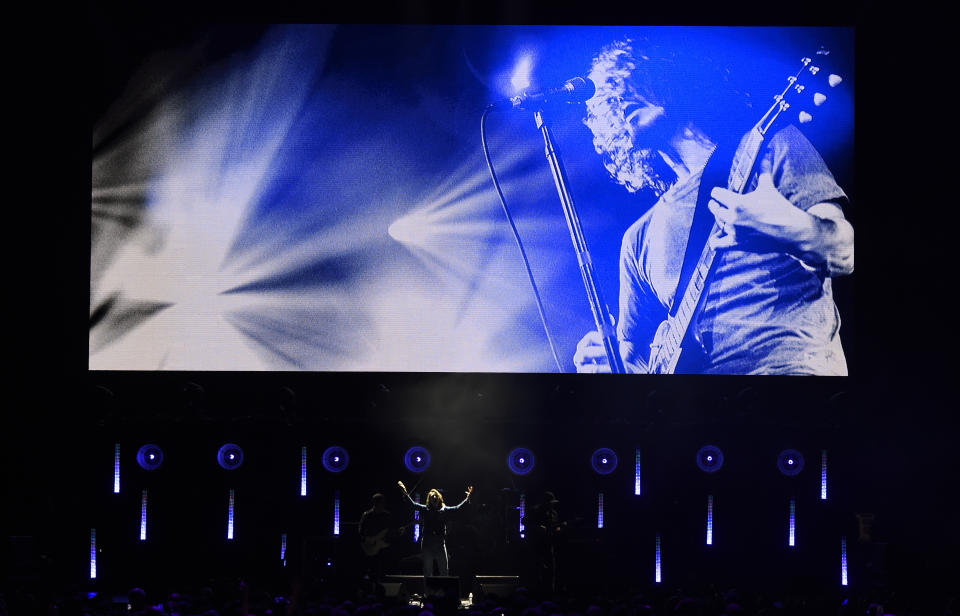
[359,492,396,581]
[572,38,854,375]
[525,491,566,593]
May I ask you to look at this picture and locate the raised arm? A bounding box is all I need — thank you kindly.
[446,486,473,511]
[398,480,426,510]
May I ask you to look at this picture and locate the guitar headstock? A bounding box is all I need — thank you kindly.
[758,46,845,135]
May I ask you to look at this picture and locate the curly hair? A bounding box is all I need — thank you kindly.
[584,38,753,197]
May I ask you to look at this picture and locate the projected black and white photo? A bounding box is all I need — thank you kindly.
[91,25,854,373]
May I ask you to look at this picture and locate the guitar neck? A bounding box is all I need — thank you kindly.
[655,126,766,368]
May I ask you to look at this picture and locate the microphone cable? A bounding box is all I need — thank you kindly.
[481,105,564,373]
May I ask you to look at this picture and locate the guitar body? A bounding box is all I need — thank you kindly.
[361,529,391,556]
[642,51,841,374]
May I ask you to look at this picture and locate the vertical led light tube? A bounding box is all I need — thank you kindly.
[301,446,308,497]
[227,489,236,540]
[635,448,642,495]
[90,529,97,579]
[597,493,604,529]
[414,492,421,542]
[841,537,848,586]
[281,533,287,560]
[788,499,796,547]
[821,450,828,500]
[655,533,662,583]
[333,490,341,536]
[706,494,714,545]
[519,494,526,538]
[140,490,148,541]
[113,444,121,494]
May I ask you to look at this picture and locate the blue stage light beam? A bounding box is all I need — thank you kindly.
[655,533,662,584]
[841,537,848,586]
[90,529,97,579]
[281,533,287,560]
[301,446,308,496]
[635,449,642,495]
[414,492,422,542]
[706,494,714,546]
[140,490,148,541]
[227,489,236,540]
[114,444,121,493]
[597,492,604,529]
[333,490,341,536]
[788,499,796,547]
[519,494,526,538]
[821,450,828,500]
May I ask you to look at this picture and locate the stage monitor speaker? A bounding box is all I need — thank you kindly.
[425,576,461,615]
[474,575,519,601]
[382,575,424,595]
[378,582,410,604]
[424,575,460,599]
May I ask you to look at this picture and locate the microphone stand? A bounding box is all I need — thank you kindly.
[534,108,625,374]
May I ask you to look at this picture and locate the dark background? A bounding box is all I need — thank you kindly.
[3,0,953,609]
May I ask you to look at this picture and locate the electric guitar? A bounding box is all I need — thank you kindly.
[646,49,845,374]
[360,524,412,556]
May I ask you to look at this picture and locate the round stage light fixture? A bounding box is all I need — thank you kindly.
[507,447,535,475]
[590,448,618,475]
[136,444,164,471]
[777,449,805,477]
[322,446,350,473]
[217,443,245,470]
[696,445,725,473]
[404,446,431,473]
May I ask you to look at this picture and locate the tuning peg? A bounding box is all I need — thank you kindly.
[813,93,827,106]
[809,65,820,75]
[828,74,843,87]
[799,111,813,124]
[816,47,830,56]
[794,84,806,94]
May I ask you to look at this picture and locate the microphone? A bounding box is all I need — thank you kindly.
[489,76,597,111]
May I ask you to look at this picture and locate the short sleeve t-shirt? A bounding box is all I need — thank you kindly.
[617,125,849,375]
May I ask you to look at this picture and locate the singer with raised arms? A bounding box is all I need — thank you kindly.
[566,37,854,375]
[398,480,473,577]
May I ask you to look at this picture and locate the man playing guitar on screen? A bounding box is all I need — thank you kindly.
[572,38,853,375]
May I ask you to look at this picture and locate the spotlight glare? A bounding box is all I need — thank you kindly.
[218,444,245,470]
[778,449,805,477]
[404,446,431,473]
[136,444,164,471]
[696,445,724,473]
[507,447,535,475]
[322,446,349,473]
[591,448,618,475]
[510,52,535,94]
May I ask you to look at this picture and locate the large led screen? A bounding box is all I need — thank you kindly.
[91,25,854,374]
